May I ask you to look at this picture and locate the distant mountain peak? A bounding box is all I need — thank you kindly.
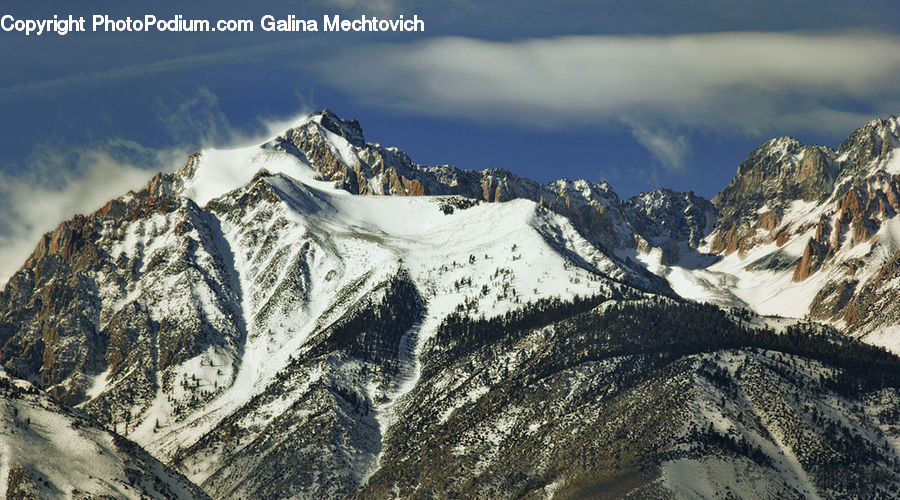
[836,115,900,173]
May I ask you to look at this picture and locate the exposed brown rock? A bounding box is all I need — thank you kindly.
[95,199,127,219]
[885,180,900,211]
[710,222,735,254]
[634,235,652,254]
[815,219,828,242]
[841,250,900,328]
[402,177,425,196]
[480,178,511,202]
[793,238,825,281]
[710,221,754,256]
[755,211,780,231]
[385,168,426,196]
[829,189,881,248]
[797,148,834,197]
[837,190,860,215]
[712,138,837,255]
[850,218,876,246]
[809,279,857,321]
[775,229,791,247]
[660,238,680,265]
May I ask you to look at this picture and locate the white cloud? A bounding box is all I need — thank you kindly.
[0,105,312,287]
[319,32,900,158]
[0,150,158,285]
[0,41,305,104]
[624,121,690,171]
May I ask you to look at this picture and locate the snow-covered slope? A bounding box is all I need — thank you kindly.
[634,116,900,352]
[0,369,207,499]
[262,110,686,291]
[140,160,622,493]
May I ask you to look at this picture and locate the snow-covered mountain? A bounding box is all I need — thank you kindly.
[2,110,900,498]
[639,116,900,353]
[0,368,207,499]
[1,111,640,496]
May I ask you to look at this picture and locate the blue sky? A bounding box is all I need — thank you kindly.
[1,0,899,280]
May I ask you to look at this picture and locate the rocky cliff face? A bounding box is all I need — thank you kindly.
[709,117,899,263]
[655,116,900,340]
[626,188,717,264]
[710,138,838,256]
[0,170,212,411]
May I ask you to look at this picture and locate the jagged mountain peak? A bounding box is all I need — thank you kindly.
[717,136,835,206]
[630,187,705,205]
[626,188,717,252]
[839,115,900,149]
[717,116,900,193]
[711,115,899,238]
[648,113,900,338]
[2,120,657,494]
[836,115,900,173]
[548,177,615,193]
[757,135,805,156]
[312,108,366,147]
[628,188,716,228]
